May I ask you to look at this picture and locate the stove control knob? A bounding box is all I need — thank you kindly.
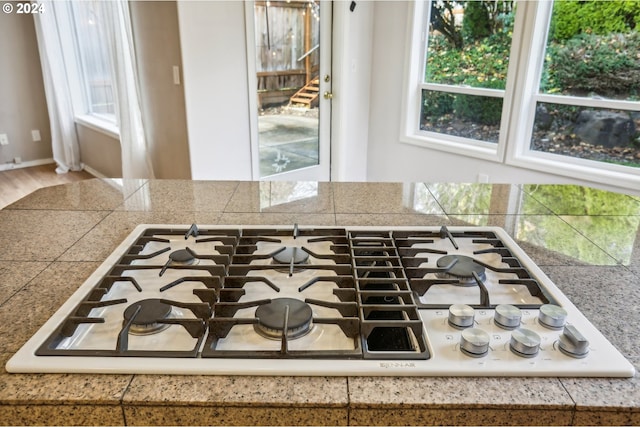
[448,304,475,329]
[494,304,521,329]
[558,324,590,358]
[460,327,490,358]
[510,328,541,358]
[538,304,568,329]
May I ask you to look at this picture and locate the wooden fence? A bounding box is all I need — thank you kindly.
[253,1,320,106]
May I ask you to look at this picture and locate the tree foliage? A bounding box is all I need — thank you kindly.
[550,0,640,42]
[424,0,640,135]
[462,1,492,42]
[427,0,640,99]
[430,1,463,49]
[431,0,514,49]
[426,23,511,87]
[545,32,640,97]
[424,5,513,125]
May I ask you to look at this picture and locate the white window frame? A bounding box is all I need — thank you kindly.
[504,1,640,188]
[53,1,119,137]
[401,0,640,191]
[400,0,517,163]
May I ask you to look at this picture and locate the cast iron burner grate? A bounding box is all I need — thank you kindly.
[394,227,553,309]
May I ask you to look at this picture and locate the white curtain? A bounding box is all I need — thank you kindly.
[33,1,83,174]
[101,1,155,179]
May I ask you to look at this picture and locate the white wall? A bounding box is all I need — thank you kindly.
[331,0,373,181]
[176,0,638,195]
[367,1,640,196]
[0,10,53,167]
[177,0,373,182]
[177,1,253,180]
[130,1,191,179]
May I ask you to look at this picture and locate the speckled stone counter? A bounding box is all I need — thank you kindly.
[1,180,639,426]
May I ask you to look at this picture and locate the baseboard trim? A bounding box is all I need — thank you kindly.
[0,159,113,181]
[82,164,109,179]
[0,158,55,172]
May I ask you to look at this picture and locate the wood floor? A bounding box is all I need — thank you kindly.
[0,164,94,209]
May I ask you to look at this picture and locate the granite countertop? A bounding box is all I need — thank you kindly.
[1,179,639,426]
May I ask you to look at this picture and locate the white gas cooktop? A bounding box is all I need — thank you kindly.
[6,225,635,377]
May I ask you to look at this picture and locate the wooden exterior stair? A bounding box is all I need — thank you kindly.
[289,77,320,108]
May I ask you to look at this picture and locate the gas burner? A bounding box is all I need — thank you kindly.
[169,248,198,266]
[123,299,172,335]
[435,255,486,285]
[254,298,313,340]
[272,247,309,265]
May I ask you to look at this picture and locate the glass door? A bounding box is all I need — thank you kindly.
[246,0,331,181]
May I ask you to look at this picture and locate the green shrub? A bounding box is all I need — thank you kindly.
[550,0,640,42]
[550,32,640,97]
[453,79,504,125]
[426,31,511,89]
[425,34,463,84]
[422,90,455,118]
[422,87,503,126]
[454,95,503,125]
[424,20,511,126]
[463,1,492,42]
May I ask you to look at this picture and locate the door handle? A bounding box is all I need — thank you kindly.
[323,91,333,100]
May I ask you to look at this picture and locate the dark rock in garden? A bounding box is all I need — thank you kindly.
[573,110,636,149]
[535,104,553,131]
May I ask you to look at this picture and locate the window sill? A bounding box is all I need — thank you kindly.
[400,131,503,163]
[75,115,119,140]
[509,149,640,192]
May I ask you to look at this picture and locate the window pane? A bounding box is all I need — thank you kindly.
[540,0,640,101]
[425,1,514,90]
[421,89,502,143]
[71,1,116,120]
[531,102,640,168]
[421,1,514,145]
[253,1,321,178]
[533,1,640,169]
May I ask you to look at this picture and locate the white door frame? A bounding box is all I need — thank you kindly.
[245,0,332,181]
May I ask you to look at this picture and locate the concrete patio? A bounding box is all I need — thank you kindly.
[258,114,319,177]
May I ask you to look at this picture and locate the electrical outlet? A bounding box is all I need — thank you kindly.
[0,134,8,146]
[31,129,41,142]
[172,65,181,85]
